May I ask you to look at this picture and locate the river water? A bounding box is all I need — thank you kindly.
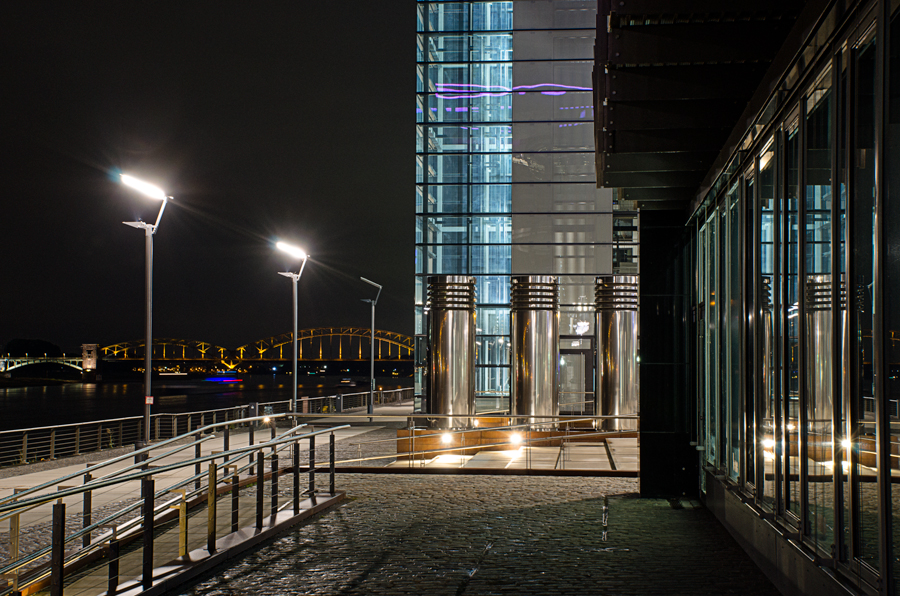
[0,375,408,431]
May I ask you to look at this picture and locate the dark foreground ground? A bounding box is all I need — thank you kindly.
[177,474,779,596]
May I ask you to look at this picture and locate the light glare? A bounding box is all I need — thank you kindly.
[121,174,167,200]
[276,241,307,260]
[441,433,453,444]
[510,432,523,445]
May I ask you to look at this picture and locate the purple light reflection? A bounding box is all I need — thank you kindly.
[434,82,591,100]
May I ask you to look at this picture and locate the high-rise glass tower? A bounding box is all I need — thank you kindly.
[416,1,614,397]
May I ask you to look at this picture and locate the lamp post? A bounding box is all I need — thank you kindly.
[361,277,382,416]
[120,173,172,446]
[276,241,309,413]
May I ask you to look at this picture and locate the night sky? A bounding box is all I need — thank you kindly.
[0,2,412,354]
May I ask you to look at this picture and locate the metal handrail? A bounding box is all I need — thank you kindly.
[0,420,348,589]
[0,413,291,507]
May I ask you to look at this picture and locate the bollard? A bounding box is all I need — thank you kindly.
[207,462,218,554]
[50,502,65,596]
[142,478,155,590]
[83,468,93,547]
[309,434,316,504]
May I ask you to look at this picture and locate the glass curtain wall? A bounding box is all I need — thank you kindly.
[659,2,900,590]
[691,3,900,591]
[416,1,613,398]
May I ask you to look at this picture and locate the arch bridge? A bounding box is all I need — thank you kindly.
[101,328,414,369]
[0,356,84,373]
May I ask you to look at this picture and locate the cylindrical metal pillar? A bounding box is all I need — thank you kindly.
[426,275,476,429]
[510,276,559,427]
[595,276,639,430]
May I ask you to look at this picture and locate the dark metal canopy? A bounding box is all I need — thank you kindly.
[593,0,806,211]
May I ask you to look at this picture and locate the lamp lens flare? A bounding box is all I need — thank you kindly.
[120,174,168,201]
[441,433,453,445]
[510,433,523,445]
[276,241,308,260]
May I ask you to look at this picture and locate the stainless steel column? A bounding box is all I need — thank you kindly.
[805,274,845,426]
[595,276,639,430]
[762,277,774,422]
[510,276,559,427]
[427,275,476,429]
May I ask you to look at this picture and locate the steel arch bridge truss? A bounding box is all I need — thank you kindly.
[101,328,413,369]
[101,339,231,361]
[233,327,414,362]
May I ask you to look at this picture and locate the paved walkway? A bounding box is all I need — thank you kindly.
[177,475,780,596]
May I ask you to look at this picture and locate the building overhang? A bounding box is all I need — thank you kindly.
[593,0,809,214]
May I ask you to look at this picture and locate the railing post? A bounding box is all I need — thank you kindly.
[141,477,155,590]
[50,502,65,596]
[97,424,102,451]
[108,534,120,595]
[74,425,80,456]
[337,393,343,413]
[309,434,316,504]
[194,432,202,490]
[119,421,124,447]
[249,403,257,466]
[330,433,335,496]
[270,454,279,513]
[83,467,93,547]
[9,487,25,593]
[207,462,218,554]
[222,464,239,533]
[256,450,265,529]
[288,437,299,514]
[168,489,188,557]
[20,433,27,464]
[224,426,230,463]
[49,428,56,460]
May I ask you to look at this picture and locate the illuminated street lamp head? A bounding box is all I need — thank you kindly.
[276,241,308,261]
[120,174,169,201]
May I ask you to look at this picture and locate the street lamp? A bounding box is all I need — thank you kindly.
[277,241,309,413]
[360,277,382,416]
[120,173,172,446]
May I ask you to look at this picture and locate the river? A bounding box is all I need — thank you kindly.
[0,375,410,431]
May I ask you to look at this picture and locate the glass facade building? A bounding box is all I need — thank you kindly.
[416,1,615,398]
[687,2,898,593]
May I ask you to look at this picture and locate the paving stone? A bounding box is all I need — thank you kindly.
[177,475,779,596]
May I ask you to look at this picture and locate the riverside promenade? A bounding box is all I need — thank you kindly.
[0,406,779,596]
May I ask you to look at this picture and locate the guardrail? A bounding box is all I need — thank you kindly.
[0,388,414,470]
[0,414,347,596]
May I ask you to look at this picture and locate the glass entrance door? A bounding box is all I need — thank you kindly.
[560,336,593,415]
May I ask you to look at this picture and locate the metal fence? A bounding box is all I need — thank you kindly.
[0,388,414,470]
[0,414,346,596]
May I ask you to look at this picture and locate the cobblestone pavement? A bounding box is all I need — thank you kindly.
[178,474,779,596]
